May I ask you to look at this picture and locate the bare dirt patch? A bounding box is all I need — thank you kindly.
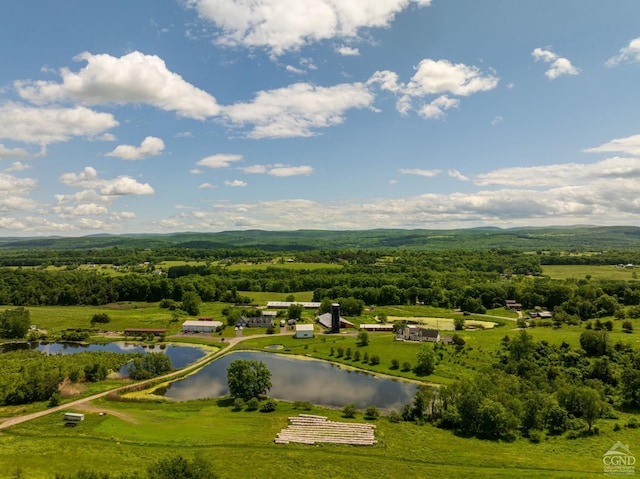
[58,378,87,398]
[74,403,140,425]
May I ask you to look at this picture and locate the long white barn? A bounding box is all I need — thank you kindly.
[182,320,223,333]
[266,301,321,309]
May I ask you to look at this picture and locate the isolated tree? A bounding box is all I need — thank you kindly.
[314,297,330,315]
[357,330,370,346]
[90,313,111,326]
[227,360,272,401]
[453,317,465,331]
[181,291,201,316]
[413,344,436,376]
[364,406,380,420]
[342,403,358,418]
[287,303,304,320]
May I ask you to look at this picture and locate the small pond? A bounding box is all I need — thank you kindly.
[163,351,418,410]
[0,341,207,370]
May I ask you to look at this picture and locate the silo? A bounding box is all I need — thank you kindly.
[331,303,340,333]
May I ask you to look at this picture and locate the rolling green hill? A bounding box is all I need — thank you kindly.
[1,226,640,252]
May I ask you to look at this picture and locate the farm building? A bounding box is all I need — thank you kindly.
[266,301,321,309]
[63,413,84,422]
[396,325,440,343]
[235,316,274,328]
[359,324,394,332]
[182,320,223,333]
[295,324,315,338]
[505,300,522,311]
[317,312,354,329]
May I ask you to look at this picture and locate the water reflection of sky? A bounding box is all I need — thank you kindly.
[0,342,205,369]
[165,351,417,410]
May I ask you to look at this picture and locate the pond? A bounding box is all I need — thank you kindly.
[0,341,207,370]
[163,351,418,410]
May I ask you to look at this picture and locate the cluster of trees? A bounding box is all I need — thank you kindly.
[127,353,172,380]
[398,330,639,440]
[0,307,30,339]
[0,350,140,405]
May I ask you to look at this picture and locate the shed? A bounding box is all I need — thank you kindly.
[294,324,315,339]
[235,316,274,328]
[182,320,223,333]
[64,413,84,422]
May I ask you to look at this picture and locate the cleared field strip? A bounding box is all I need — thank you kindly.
[275,414,376,446]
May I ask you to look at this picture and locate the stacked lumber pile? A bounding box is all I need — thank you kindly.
[275,414,376,446]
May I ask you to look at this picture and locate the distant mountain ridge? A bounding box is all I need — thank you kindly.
[1,226,640,251]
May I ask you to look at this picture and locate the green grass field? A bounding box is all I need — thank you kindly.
[1,396,637,479]
[542,264,639,280]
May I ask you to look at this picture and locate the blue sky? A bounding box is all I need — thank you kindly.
[1,0,640,236]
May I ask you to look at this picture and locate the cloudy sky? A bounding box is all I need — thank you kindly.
[1,0,640,236]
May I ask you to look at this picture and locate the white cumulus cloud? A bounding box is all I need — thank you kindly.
[584,134,640,157]
[15,51,220,119]
[106,136,165,160]
[337,46,360,56]
[532,47,579,79]
[0,103,118,145]
[225,179,247,187]
[223,82,374,139]
[369,59,498,118]
[5,161,32,172]
[0,144,29,159]
[400,168,441,177]
[196,154,244,168]
[418,95,460,119]
[58,166,154,197]
[100,177,155,196]
[186,0,431,55]
[606,37,640,67]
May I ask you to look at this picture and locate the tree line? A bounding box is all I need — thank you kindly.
[1,250,640,325]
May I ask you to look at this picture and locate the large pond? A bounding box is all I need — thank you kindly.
[0,342,207,370]
[163,351,418,410]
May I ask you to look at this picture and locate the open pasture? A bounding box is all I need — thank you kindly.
[542,264,638,280]
[0,397,636,478]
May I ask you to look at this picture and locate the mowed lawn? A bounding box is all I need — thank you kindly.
[0,398,637,479]
[6,303,179,336]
